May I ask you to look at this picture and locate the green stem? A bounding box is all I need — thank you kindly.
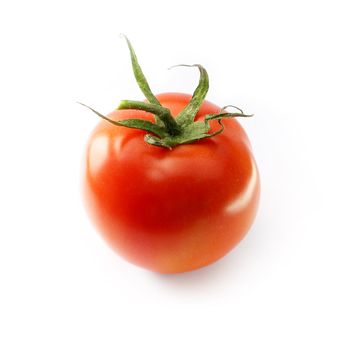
[80,36,253,149]
[118,100,181,136]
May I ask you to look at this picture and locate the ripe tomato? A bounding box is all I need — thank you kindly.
[83,92,260,273]
[81,36,259,273]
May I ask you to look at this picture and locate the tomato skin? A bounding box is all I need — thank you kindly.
[83,93,260,273]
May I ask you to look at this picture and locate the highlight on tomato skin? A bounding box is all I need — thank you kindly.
[81,37,260,273]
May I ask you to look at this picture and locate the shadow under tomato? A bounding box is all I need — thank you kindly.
[146,218,264,292]
[147,245,247,290]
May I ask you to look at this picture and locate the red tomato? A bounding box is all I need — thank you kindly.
[83,92,260,273]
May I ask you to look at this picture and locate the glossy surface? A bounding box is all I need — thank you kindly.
[83,93,260,273]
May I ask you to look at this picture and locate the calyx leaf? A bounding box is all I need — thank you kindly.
[78,103,167,138]
[173,65,209,126]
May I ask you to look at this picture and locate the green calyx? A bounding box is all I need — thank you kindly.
[80,36,252,149]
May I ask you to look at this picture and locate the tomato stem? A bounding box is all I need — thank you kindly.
[79,36,253,149]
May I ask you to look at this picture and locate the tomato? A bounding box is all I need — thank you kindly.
[81,36,259,273]
[83,92,260,273]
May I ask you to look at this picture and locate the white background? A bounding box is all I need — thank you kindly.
[1,0,343,349]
